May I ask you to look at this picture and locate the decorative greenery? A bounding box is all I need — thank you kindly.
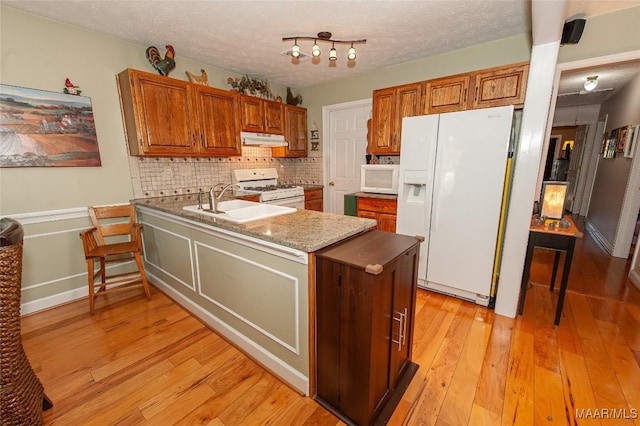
[237,75,273,99]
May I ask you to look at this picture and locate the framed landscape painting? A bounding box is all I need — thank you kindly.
[0,84,102,167]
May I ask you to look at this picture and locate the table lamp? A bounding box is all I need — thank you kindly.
[540,181,568,220]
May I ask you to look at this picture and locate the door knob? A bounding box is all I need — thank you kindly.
[329,181,335,186]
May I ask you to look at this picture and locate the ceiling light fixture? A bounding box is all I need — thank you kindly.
[283,32,366,63]
[583,76,598,92]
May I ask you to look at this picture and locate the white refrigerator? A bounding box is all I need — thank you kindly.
[396,105,514,305]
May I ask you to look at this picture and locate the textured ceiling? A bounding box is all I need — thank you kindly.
[4,0,640,97]
[4,0,532,88]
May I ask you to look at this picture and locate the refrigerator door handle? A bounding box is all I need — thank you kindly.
[430,161,441,233]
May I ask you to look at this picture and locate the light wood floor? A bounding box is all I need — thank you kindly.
[21,229,640,425]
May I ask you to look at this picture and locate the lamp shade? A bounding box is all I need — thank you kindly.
[540,181,568,220]
[329,45,337,61]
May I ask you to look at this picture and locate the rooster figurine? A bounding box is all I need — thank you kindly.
[186,69,208,85]
[146,45,176,76]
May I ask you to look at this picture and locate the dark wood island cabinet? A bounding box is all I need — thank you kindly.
[315,230,421,425]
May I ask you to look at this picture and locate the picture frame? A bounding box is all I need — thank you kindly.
[0,83,101,167]
[540,181,569,220]
[624,124,639,158]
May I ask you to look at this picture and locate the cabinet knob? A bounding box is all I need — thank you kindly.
[329,181,335,186]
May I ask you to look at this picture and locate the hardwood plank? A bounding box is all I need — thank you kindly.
[559,350,601,426]
[468,403,502,426]
[474,314,513,417]
[533,366,565,425]
[501,327,534,426]
[409,301,476,425]
[438,314,492,426]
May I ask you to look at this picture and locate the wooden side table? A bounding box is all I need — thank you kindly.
[517,215,583,325]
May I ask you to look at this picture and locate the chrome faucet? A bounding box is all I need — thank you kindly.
[209,183,240,213]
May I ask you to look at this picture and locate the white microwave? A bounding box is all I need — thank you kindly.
[360,164,400,194]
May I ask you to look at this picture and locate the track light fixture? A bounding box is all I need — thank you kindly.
[283,31,366,62]
[583,76,598,92]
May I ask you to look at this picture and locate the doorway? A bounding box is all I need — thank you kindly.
[322,99,372,214]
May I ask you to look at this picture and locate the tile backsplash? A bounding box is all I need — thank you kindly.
[129,146,323,198]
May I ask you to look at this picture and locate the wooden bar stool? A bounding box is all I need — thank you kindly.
[79,204,151,314]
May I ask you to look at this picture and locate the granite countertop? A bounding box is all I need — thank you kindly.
[132,194,375,253]
[353,192,398,201]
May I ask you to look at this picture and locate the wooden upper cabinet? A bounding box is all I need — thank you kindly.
[273,104,307,157]
[470,62,529,109]
[370,88,395,154]
[370,83,421,155]
[194,86,241,156]
[117,68,241,157]
[118,69,196,156]
[240,96,284,135]
[423,74,470,114]
[264,101,284,134]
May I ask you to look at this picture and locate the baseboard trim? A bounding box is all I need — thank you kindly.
[21,286,87,316]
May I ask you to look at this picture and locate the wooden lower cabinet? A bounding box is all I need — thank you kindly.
[357,196,397,232]
[304,188,323,211]
[315,230,420,425]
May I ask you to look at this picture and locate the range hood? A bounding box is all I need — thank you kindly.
[240,132,288,147]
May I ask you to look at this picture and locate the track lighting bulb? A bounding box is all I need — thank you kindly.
[329,43,337,61]
[312,41,321,57]
[291,40,300,58]
[347,45,356,61]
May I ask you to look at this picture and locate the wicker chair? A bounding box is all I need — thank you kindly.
[79,204,152,314]
[0,218,52,425]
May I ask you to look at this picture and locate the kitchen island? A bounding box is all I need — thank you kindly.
[132,195,375,396]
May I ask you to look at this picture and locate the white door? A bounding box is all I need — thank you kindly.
[566,124,587,212]
[323,100,371,214]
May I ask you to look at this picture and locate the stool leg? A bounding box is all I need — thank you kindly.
[87,258,95,314]
[134,251,152,300]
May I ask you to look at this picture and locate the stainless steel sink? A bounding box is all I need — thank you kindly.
[183,201,296,224]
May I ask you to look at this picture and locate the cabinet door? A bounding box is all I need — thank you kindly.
[264,101,284,134]
[304,188,323,211]
[393,83,423,152]
[194,87,241,156]
[423,74,470,114]
[377,213,397,233]
[121,69,196,155]
[274,105,307,157]
[240,96,264,133]
[370,88,396,154]
[470,63,529,109]
[389,246,418,387]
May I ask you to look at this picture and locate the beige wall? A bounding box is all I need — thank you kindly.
[0,6,287,215]
[587,72,640,247]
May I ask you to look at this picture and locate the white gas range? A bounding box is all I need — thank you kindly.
[232,168,305,209]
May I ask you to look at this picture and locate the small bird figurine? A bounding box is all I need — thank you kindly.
[186,69,208,85]
[146,44,176,76]
[286,87,302,106]
[63,78,81,95]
